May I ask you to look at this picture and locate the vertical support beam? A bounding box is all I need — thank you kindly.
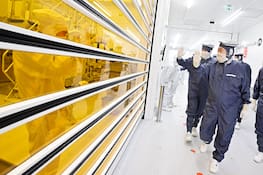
[144,0,171,120]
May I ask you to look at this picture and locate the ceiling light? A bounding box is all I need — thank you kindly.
[93,1,112,17]
[221,8,243,27]
[186,0,194,9]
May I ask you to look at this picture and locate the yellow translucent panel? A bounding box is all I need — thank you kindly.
[124,0,152,28]
[0,49,146,107]
[140,0,153,27]
[123,0,149,37]
[87,0,148,49]
[94,106,144,175]
[0,0,147,59]
[37,89,145,174]
[0,79,145,174]
[77,104,144,175]
[145,0,154,13]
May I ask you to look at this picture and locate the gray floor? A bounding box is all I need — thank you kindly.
[112,83,263,175]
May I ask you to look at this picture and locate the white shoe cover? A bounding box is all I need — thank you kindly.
[235,122,240,130]
[192,127,198,137]
[200,142,208,153]
[185,132,192,142]
[254,152,263,163]
[209,158,219,174]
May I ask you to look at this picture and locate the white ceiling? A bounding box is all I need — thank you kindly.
[166,0,263,51]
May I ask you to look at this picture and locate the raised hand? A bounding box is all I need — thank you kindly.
[177,47,185,58]
[193,51,201,68]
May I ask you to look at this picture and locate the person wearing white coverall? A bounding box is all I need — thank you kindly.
[162,57,181,111]
[13,9,82,174]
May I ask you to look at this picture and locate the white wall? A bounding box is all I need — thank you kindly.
[239,22,263,86]
[144,0,171,119]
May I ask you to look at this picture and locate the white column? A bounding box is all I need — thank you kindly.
[145,0,171,120]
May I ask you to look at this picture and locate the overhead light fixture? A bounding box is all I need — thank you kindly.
[126,29,140,42]
[221,8,243,27]
[186,0,194,9]
[93,1,112,17]
[171,33,181,48]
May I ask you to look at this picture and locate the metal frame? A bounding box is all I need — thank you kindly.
[0,23,148,64]
[63,93,145,174]
[142,0,159,119]
[7,82,146,175]
[113,0,150,44]
[101,108,144,175]
[87,102,144,175]
[132,0,152,34]
[103,108,143,175]
[145,0,154,17]
[63,0,150,53]
[0,0,158,173]
[0,72,147,133]
[142,0,154,26]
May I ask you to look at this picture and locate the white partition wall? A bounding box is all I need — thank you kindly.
[145,0,171,120]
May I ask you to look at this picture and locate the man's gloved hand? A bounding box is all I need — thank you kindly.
[177,48,184,58]
[193,51,201,68]
[240,104,249,119]
[251,99,257,112]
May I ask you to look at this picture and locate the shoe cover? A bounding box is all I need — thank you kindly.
[209,158,219,174]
